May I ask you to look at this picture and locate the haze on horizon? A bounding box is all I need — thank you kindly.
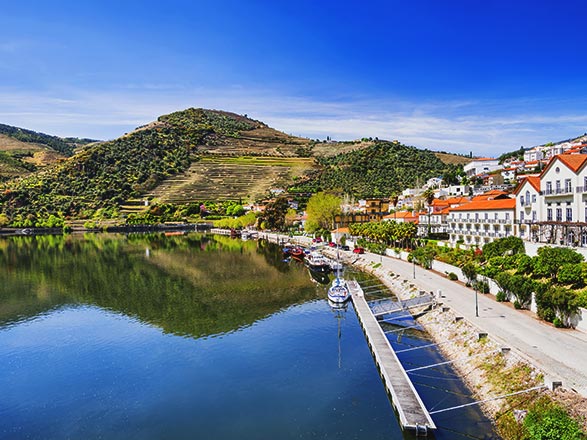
[1,0,586,156]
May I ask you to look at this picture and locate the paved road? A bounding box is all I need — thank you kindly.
[265,233,587,396]
[357,250,587,397]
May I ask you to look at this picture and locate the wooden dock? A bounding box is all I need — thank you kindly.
[349,280,436,435]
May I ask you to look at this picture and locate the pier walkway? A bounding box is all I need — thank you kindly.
[349,280,436,435]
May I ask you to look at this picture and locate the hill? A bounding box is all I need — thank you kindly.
[291,141,459,197]
[0,124,98,181]
[0,107,464,224]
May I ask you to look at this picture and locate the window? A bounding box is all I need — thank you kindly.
[505,212,510,221]
[547,208,553,221]
[484,212,488,219]
[556,180,561,193]
[532,194,536,202]
[520,196,524,206]
[546,181,552,194]
[565,179,572,193]
[494,213,498,219]
[532,210,537,221]
[556,208,562,221]
[525,191,530,205]
[520,211,524,221]
[566,208,573,222]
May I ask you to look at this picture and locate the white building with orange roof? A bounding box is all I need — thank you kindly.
[446,197,516,247]
[418,197,470,237]
[514,175,542,242]
[534,153,587,245]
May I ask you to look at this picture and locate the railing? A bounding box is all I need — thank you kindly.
[544,188,573,196]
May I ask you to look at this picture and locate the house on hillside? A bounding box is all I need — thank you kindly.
[463,158,502,177]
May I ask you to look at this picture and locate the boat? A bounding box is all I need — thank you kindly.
[290,246,305,260]
[304,251,332,273]
[328,258,343,272]
[327,277,350,304]
[327,249,350,304]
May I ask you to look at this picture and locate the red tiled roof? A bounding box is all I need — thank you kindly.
[543,154,587,175]
[450,198,515,211]
[445,196,469,205]
[514,175,541,194]
[472,190,508,201]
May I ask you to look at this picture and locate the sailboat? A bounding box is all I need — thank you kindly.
[327,247,350,304]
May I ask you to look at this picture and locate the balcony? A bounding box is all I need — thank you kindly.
[544,187,573,196]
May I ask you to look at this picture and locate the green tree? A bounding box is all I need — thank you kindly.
[422,187,435,236]
[305,192,341,233]
[482,236,525,260]
[261,197,290,231]
[534,246,584,280]
[461,261,478,286]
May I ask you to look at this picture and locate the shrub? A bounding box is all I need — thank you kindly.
[447,272,458,281]
[557,263,585,288]
[535,285,580,327]
[496,291,508,302]
[523,398,584,440]
[473,280,490,293]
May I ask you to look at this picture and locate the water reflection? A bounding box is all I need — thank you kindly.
[0,233,319,338]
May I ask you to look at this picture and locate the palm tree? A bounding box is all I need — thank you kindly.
[422,187,435,237]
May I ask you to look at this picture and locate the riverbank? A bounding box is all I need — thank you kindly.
[332,247,587,436]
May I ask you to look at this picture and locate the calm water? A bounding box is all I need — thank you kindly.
[0,234,497,439]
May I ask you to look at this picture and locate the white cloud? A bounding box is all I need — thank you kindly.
[0,86,585,155]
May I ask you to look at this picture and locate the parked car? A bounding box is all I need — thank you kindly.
[328,242,336,247]
[341,245,350,251]
[312,237,323,243]
[353,247,365,254]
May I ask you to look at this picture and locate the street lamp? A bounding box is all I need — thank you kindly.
[412,238,416,279]
[475,282,479,317]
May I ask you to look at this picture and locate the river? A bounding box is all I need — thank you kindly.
[0,233,497,439]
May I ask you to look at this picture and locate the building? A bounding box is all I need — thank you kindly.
[382,211,419,224]
[514,175,542,242]
[463,158,502,177]
[446,197,516,247]
[518,153,587,246]
[523,147,544,163]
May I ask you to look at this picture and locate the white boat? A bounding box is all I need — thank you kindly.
[304,251,331,273]
[327,248,350,304]
[327,276,350,304]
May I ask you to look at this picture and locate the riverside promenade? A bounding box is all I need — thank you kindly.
[355,250,587,398]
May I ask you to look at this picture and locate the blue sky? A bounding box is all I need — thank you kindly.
[1,0,586,155]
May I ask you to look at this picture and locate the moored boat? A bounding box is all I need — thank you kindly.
[327,246,350,304]
[327,277,350,304]
[290,246,305,260]
[304,251,331,272]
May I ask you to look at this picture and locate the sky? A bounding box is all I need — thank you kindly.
[1,0,586,155]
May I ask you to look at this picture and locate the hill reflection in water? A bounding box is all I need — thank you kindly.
[0,233,320,338]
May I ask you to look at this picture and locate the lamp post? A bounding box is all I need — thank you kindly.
[412,238,416,279]
[475,283,479,317]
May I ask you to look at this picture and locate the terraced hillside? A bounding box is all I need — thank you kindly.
[146,156,317,203]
